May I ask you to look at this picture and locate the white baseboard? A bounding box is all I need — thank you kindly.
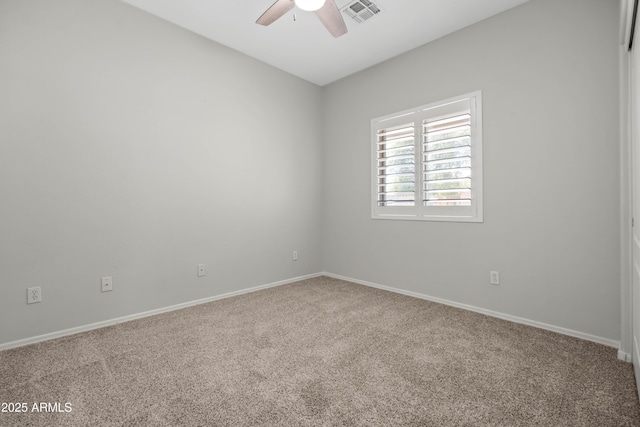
[618,349,632,362]
[1,271,625,357]
[323,272,623,352]
[0,272,322,351]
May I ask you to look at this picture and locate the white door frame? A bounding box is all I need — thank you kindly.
[621,1,640,401]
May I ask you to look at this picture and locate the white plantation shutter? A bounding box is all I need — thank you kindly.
[423,111,472,207]
[372,92,482,222]
[376,122,416,207]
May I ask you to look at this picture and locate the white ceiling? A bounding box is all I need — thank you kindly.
[120,0,530,86]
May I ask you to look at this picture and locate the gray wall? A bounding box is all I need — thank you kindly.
[0,0,624,347]
[0,0,323,344]
[322,0,621,341]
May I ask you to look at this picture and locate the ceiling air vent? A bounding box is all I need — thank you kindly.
[342,0,382,24]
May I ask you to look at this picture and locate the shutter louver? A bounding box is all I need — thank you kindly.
[376,123,415,207]
[423,113,472,207]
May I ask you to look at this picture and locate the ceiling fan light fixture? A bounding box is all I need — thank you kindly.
[294,0,326,12]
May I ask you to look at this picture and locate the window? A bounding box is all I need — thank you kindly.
[371,91,483,222]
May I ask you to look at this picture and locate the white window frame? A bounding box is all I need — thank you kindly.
[371,91,483,222]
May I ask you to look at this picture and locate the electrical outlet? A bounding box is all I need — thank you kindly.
[197,264,205,277]
[490,271,500,285]
[27,286,42,304]
[292,250,298,261]
[101,277,113,292]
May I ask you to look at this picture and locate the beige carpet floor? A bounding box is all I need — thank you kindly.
[1,276,639,426]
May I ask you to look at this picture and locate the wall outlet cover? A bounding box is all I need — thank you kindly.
[101,277,113,292]
[27,286,42,304]
[490,271,500,285]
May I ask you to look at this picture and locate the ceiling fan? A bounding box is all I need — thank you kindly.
[256,0,348,38]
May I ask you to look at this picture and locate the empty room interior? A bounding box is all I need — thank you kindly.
[3,0,640,425]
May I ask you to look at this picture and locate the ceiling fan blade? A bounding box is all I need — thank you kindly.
[314,0,348,38]
[256,0,295,26]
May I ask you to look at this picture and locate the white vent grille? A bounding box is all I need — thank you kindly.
[342,0,382,24]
